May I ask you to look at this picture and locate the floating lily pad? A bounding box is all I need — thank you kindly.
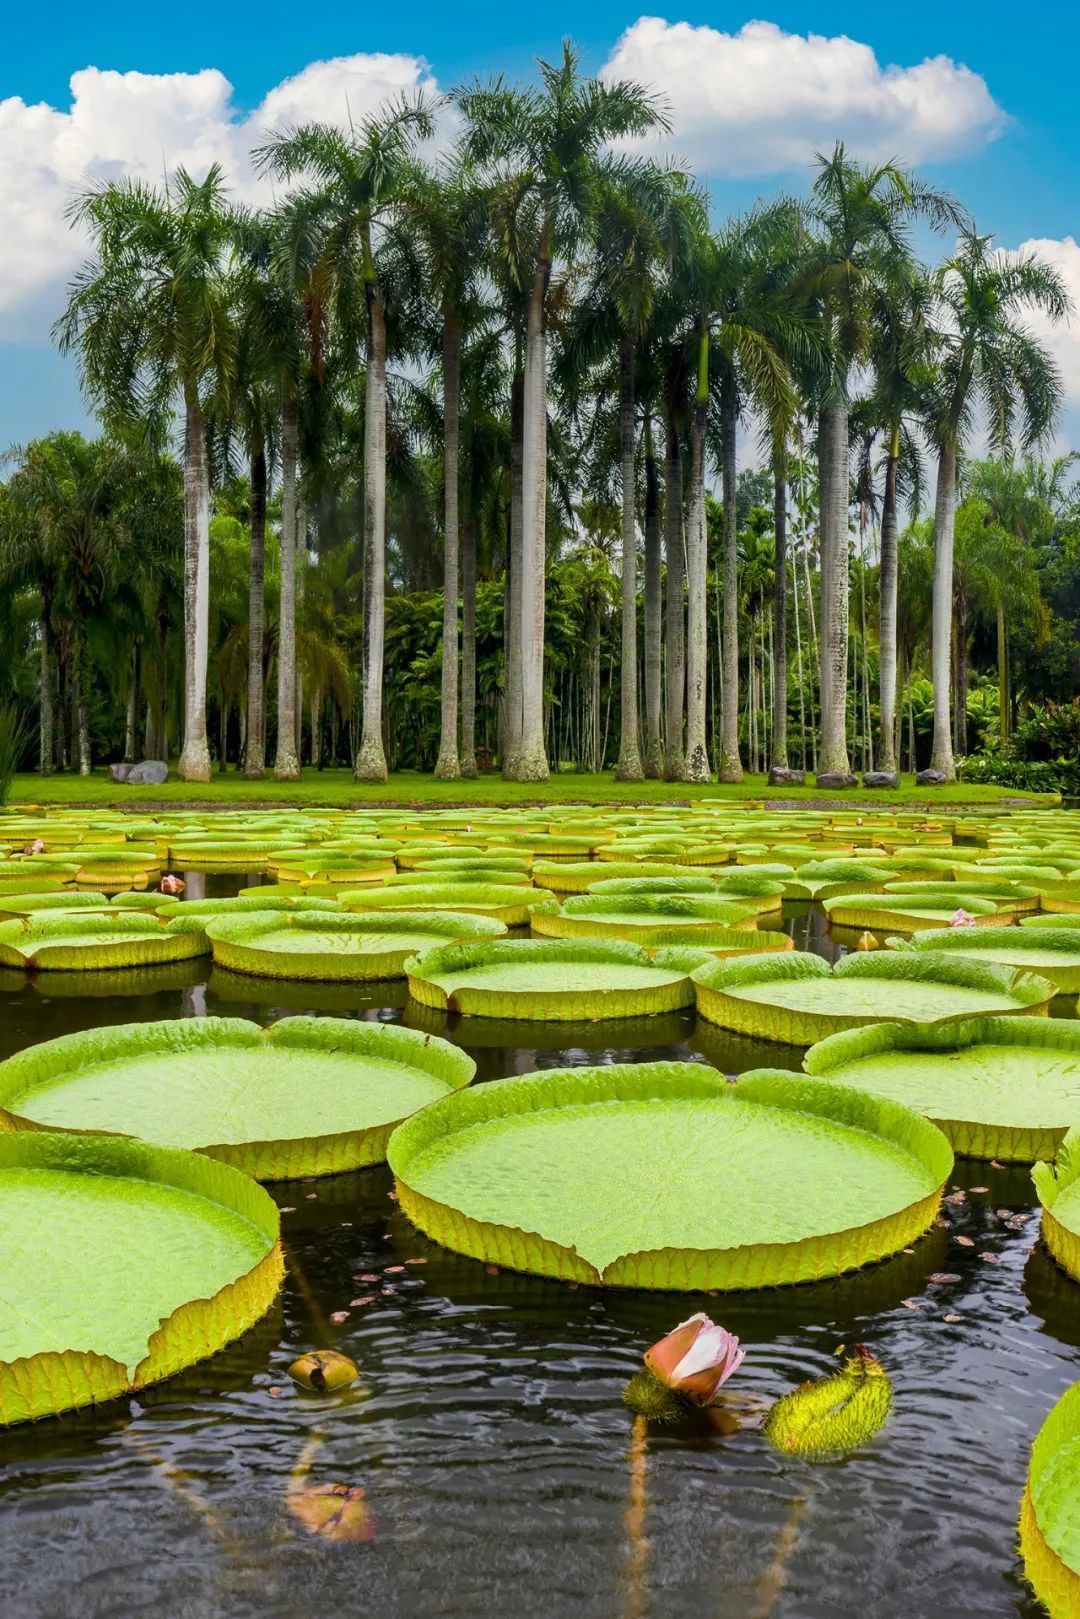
[0,1016,475,1178]
[1020,1378,1080,1619]
[900,926,1080,994]
[1035,1130,1080,1287]
[0,1130,282,1425]
[692,951,1052,1045]
[0,890,164,922]
[805,1016,1080,1161]
[387,1063,951,1288]
[528,892,756,944]
[206,909,505,981]
[822,891,1002,932]
[155,894,341,920]
[404,939,708,1020]
[0,912,208,971]
[339,883,549,925]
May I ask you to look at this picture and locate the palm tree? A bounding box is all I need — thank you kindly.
[802,144,961,779]
[459,41,668,781]
[923,229,1070,778]
[256,94,436,782]
[57,166,236,781]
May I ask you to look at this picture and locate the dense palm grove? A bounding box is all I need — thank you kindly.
[1,45,1079,790]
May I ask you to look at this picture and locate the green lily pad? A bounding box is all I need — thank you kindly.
[692,951,1053,1045]
[528,892,756,944]
[1035,1131,1080,1288]
[805,1016,1080,1161]
[388,1063,951,1288]
[1020,1379,1080,1618]
[405,939,708,1020]
[339,883,550,925]
[206,909,505,981]
[0,1016,475,1178]
[0,1130,282,1425]
[822,891,1002,932]
[0,912,208,971]
[900,926,1080,993]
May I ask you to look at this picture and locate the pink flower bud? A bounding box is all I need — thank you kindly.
[160,873,185,896]
[949,908,976,928]
[644,1313,745,1406]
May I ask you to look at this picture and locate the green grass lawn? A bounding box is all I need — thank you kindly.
[3,768,1059,811]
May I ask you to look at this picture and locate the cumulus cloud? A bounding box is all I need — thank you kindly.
[1005,236,1080,404]
[0,53,441,333]
[601,17,1006,176]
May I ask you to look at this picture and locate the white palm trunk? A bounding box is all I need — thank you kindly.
[717,379,743,782]
[502,364,524,773]
[178,389,211,781]
[38,607,54,776]
[460,507,478,777]
[663,410,686,779]
[616,333,643,780]
[642,425,663,778]
[770,464,789,771]
[929,438,958,779]
[243,446,267,778]
[355,287,389,781]
[274,393,300,780]
[510,263,550,781]
[816,402,852,777]
[434,308,462,778]
[683,393,711,782]
[876,429,900,775]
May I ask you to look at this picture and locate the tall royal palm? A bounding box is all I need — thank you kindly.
[923,228,1069,779]
[459,41,668,781]
[57,167,236,781]
[803,144,960,779]
[256,95,435,782]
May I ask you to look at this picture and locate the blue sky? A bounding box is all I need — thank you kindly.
[3,0,1080,451]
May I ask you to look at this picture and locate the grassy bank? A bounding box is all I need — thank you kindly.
[2,769,1059,811]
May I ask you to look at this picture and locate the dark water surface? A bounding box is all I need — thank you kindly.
[0,880,1075,1618]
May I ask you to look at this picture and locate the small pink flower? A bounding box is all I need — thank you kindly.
[23,839,45,856]
[644,1313,746,1406]
[160,873,185,896]
[949,908,976,928]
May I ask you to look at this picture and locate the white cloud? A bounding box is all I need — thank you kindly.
[600,17,1006,176]
[1007,236,1080,404]
[0,52,441,335]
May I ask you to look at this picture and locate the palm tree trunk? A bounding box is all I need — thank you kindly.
[38,606,54,777]
[616,333,643,780]
[642,416,663,777]
[929,438,957,779]
[355,282,390,780]
[178,388,211,781]
[717,373,742,782]
[997,604,1008,743]
[244,444,267,777]
[816,402,852,777]
[71,622,90,777]
[310,693,321,768]
[509,256,550,781]
[770,456,790,772]
[275,393,301,779]
[663,403,686,779]
[460,505,478,777]
[877,426,900,775]
[435,306,462,778]
[503,358,524,773]
[683,330,711,783]
[954,584,968,758]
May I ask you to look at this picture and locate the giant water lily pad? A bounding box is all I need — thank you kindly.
[528,892,756,944]
[404,939,708,1020]
[387,1063,951,1288]
[900,926,1080,994]
[822,890,1002,932]
[340,883,549,926]
[1020,1379,1080,1618]
[1035,1130,1080,1286]
[0,1130,282,1425]
[692,951,1052,1045]
[804,1016,1080,1161]
[206,909,505,981]
[0,912,207,971]
[0,1016,475,1178]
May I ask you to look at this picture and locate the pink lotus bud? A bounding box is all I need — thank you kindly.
[160,873,185,896]
[949,908,976,928]
[23,839,45,856]
[644,1313,745,1406]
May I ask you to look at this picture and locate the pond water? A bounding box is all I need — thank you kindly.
[0,876,1075,1618]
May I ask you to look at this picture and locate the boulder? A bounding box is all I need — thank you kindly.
[862,771,900,790]
[108,763,133,783]
[814,772,859,790]
[126,759,169,786]
[915,768,948,787]
[767,766,806,786]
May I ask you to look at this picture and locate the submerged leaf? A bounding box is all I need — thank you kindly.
[288,1483,375,1542]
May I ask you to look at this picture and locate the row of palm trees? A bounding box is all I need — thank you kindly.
[51,43,1071,784]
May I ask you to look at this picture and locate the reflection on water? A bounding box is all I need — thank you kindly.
[0,887,1074,1618]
